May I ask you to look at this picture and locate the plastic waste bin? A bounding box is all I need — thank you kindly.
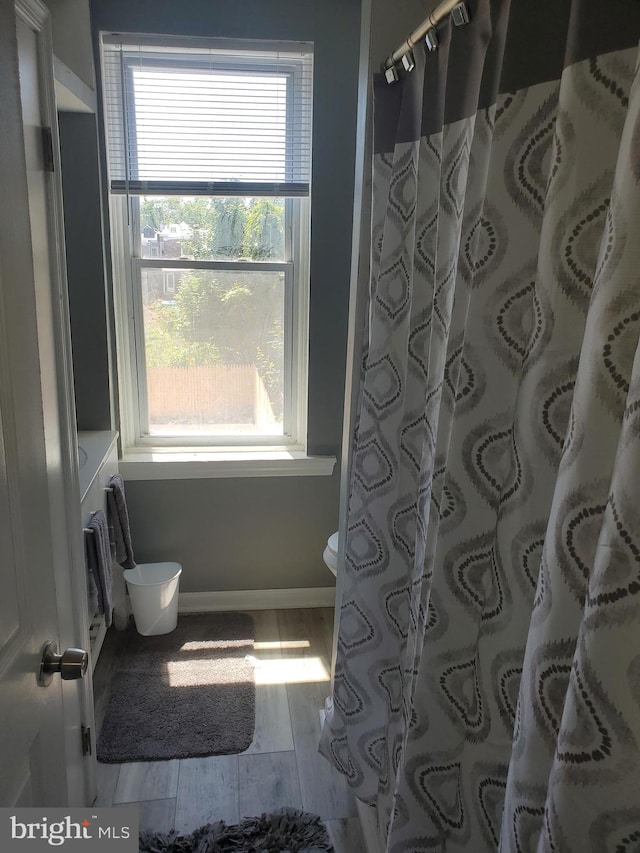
[123,562,182,635]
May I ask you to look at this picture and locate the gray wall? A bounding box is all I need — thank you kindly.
[370,0,427,69]
[58,113,112,431]
[88,0,362,591]
[125,476,340,592]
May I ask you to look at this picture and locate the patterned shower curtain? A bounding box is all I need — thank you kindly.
[319,1,640,850]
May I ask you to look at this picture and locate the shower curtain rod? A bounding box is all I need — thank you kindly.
[383,0,470,80]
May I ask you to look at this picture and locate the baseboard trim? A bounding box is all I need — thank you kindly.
[178,587,336,612]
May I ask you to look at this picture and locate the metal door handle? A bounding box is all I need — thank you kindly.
[38,640,89,686]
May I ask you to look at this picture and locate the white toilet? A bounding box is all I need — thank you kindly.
[323,531,339,577]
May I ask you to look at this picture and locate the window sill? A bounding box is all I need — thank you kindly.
[118,447,337,480]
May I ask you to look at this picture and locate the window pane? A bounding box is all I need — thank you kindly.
[141,268,285,437]
[138,196,286,261]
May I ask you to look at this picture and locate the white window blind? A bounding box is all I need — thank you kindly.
[102,35,313,196]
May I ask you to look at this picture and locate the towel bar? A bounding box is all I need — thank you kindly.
[84,526,114,539]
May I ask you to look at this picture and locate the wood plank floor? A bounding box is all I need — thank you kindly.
[93,608,365,852]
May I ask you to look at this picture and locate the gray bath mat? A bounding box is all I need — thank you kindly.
[97,613,255,762]
[139,808,332,852]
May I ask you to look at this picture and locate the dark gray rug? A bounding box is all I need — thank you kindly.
[139,809,332,852]
[97,613,255,762]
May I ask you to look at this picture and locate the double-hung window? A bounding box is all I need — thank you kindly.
[101,36,313,451]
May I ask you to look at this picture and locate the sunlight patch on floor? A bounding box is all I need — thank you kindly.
[253,639,311,651]
[162,652,330,687]
[246,654,330,684]
[165,658,252,687]
[178,639,252,651]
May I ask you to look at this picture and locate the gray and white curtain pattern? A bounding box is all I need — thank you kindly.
[319,1,640,850]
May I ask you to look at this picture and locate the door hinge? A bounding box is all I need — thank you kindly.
[81,725,92,756]
[41,126,55,173]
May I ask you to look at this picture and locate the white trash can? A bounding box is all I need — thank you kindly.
[123,562,182,636]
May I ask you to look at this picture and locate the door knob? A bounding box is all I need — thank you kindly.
[38,640,89,686]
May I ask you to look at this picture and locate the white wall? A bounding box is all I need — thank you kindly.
[46,0,95,89]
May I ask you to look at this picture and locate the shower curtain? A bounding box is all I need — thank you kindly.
[319,1,640,850]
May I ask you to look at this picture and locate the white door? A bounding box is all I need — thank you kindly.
[0,0,95,806]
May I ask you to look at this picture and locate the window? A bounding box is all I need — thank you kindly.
[101,36,313,449]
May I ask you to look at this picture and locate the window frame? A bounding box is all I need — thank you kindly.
[104,36,312,454]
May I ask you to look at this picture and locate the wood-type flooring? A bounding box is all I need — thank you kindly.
[93,607,365,852]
